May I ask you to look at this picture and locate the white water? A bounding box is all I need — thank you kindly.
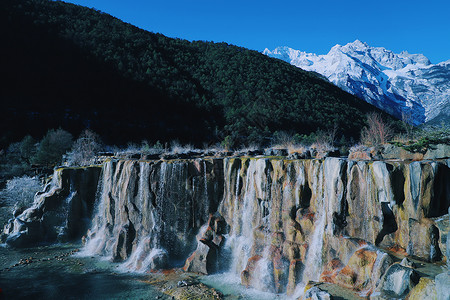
[76,157,350,296]
[79,161,166,269]
[201,273,288,300]
[119,237,167,273]
[292,208,326,298]
[228,161,257,275]
[77,160,113,258]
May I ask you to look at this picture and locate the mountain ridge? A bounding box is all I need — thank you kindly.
[0,0,395,148]
[264,40,450,125]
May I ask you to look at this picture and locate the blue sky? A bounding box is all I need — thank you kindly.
[66,0,449,64]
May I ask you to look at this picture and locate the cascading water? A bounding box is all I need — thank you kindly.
[292,209,326,298]
[78,158,217,272]
[227,161,258,276]
[290,159,327,298]
[62,156,449,299]
[78,160,122,258]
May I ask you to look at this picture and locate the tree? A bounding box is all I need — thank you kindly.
[360,113,393,147]
[67,129,102,166]
[19,135,36,164]
[33,128,73,166]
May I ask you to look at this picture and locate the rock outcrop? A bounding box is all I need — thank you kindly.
[1,166,101,247]
[2,155,448,299]
[80,159,223,271]
[211,157,449,296]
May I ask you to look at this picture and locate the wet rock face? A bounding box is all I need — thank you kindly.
[374,263,420,298]
[183,214,227,274]
[407,277,437,300]
[82,159,223,268]
[3,156,448,297]
[212,157,449,295]
[1,167,101,247]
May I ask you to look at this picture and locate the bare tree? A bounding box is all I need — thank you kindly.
[401,111,414,139]
[67,129,102,166]
[360,113,393,146]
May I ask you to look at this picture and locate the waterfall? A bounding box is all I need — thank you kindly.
[64,156,449,298]
[228,161,258,275]
[78,158,216,272]
[78,160,118,258]
[289,160,330,298]
[292,209,326,298]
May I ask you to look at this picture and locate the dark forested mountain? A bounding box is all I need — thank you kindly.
[0,0,394,148]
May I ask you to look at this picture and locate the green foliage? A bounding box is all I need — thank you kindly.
[0,136,39,181]
[139,140,164,154]
[393,124,450,153]
[33,128,73,166]
[0,0,394,148]
[0,143,30,180]
[19,135,36,164]
[221,136,234,151]
[153,141,164,150]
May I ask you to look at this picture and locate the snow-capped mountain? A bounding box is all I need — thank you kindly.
[264,40,450,125]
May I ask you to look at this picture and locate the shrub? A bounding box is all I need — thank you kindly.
[397,124,450,153]
[170,141,195,154]
[221,135,234,151]
[0,176,43,210]
[272,131,297,149]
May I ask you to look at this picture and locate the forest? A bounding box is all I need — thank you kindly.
[0,0,395,151]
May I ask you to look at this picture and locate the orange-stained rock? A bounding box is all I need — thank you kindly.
[271,245,289,293]
[388,244,408,256]
[287,259,304,295]
[320,258,344,283]
[332,248,379,291]
[348,150,372,160]
[241,255,262,287]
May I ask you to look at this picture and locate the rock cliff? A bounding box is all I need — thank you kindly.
[1,166,101,247]
[2,156,449,298]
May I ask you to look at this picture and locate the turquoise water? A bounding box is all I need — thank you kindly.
[200,273,287,300]
[0,243,287,300]
[0,243,169,300]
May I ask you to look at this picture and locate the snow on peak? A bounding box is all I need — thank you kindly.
[347,39,369,49]
[264,41,448,124]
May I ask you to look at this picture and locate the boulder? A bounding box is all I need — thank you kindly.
[435,272,450,300]
[301,286,332,300]
[407,277,437,300]
[287,151,311,159]
[314,148,340,159]
[348,147,373,160]
[183,215,226,275]
[332,247,378,291]
[381,144,423,161]
[400,257,416,268]
[373,263,420,298]
[424,144,450,160]
[183,241,218,274]
[264,148,288,157]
